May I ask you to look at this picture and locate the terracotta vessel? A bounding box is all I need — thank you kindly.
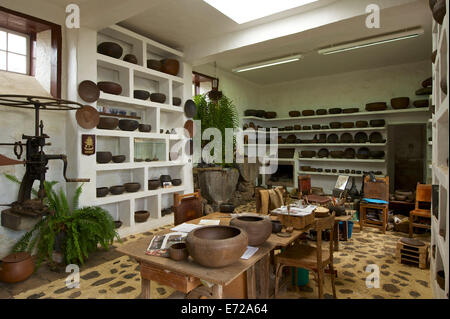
[134,90,150,100]
[96,187,109,198]
[97,42,123,59]
[316,109,327,115]
[0,252,34,283]
[343,108,359,114]
[148,180,160,190]
[172,179,182,186]
[265,112,277,119]
[112,155,126,163]
[366,102,387,112]
[271,220,282,233]
[138,124,151,132]
[230,216,272,246]
[330,122,342,129]
[289,111,301,117]
[173,97,182,106]
[135,211,150,223]
[124,182,141,193]
[329,108,342,114]
[97,117,119,130]
[169,243,189,261]
[186,226,248,268]
[301,150,316,158]
[97,151,112,164]
[220,203,235,213]
[123,54,138,64]
[97,81,122,95]
[109,185,125,195]
[150,93,166,104]
[147,59,163,71]
[161,59,180,76]
[114,221,122,229]
[119,119,139,131]
[302,110,315,116]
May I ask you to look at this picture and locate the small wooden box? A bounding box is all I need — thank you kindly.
[278,212,314,230]
[395,240,429,269]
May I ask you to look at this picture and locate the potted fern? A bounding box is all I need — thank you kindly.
[5,174,119,269]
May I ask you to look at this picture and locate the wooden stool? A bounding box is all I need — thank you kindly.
[395,238,429,269]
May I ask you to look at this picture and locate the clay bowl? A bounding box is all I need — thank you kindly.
[173,97,182,106]
[161,59,180,76]
[344,148,356,159]
[286,135,297,144]
[78,80,100,103]
[355,132,368,143]
[96,151,112,164]
[285,126,293,131]
[301,151,316,158]
[255,110,267,118]
[422,77,433,88]
[97,117,119,130]
[342,122,355,129]
[289,111,301,117]
[148,180,160,190]
[96,187,109,198]
[330,122,342,129]
[123,54,138,64]
[114,221,123,229]
[316,109,327,115]
[413,100,430,108]
[370,132,384,144]
[370,119,386,127]
[312,124,321,130]
[356,121,369,128]
[135,211,150,223]
[97,81,122,95]
[357,147,370,159]
[112,155,126,163]
[0,252,35,283]
[271,220,282,233]
[169,243,189,261]
[391,97,409,110]
[325,169,332,173]
[186,226,248,268]
[109,185,125,195]
[370,151,385,159]
[230,216,272,246]
[415,87,432,96]
[302,126,312,131]
[318,148,329,158]
[433,0,446,24]
[245,109,258,116]
[119,119,139,131]
[172,179,182,186]
[343,108,359,114]
[327,134,339,143]
[134,90,150,100]
[138,124,151,133]
[340,133,353,143]
[329,108,342,114]
[146,60,162,72]
[97,42,123,59]
[160,175,172,185]
[124,182,141,193]
[220,203,235,213]
[366,102,387,112]
[302,110,315,116]
[150,93,166,104]
[330,151,344,159]
[265,112,277,119]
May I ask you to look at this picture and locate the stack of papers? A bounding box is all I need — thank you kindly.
[170,223,203,233]
[272,205,317,216]
[240,246,259,260]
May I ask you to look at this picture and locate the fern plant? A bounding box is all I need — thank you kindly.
[194,93,239,167]
[5,174,119,268]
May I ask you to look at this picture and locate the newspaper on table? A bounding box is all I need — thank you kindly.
[272,204,317,217]
[145,232,187,257]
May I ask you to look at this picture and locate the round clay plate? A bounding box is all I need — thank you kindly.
[184,99,197,118]
[184,120,194,138]
[78,80,100,103]
[400,237,426,247]
[76,105,100,129]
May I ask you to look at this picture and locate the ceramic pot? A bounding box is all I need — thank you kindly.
[0,252,34,283]
[370,119,386,127]
[124,182,141,193]
[356,121,369,128]
[96,187,109,198]
[318,148,329,158]
[357,147,370,159]
[329,108,342,114]
[413,100,430,108]
[109,185,125,195]
[330,122,342,129]
[369,132,384,144]
[254,110,266,118]
[150,93,166,104]
[289,111,301,117]
[245,110,258,116]
[138,124,151,132]
[285,126,293,131]
[220,203,235,213]
[134,90,150,100]
[97,42,123,59]
[114,221,122,229]
[97,117,119,130]
[316,109,327,115]
[186,226,248,268]
[134,211,150,223]
[312,124,321,130]
[173,97,182,106]
[302,110,315,116]
[370,151,385,159]
[355,132,368,143]
[344,148,356,159]
[327,134,339,143]
[366,102,387,112]
[148,180,160,190]
[112,155,126,163]
[301,151,316,158]
[97,151,112,164]
[271,220,282,233]
[265,112,277,119]
[119,119,139,131]
[123,54,138,64]
[78,80,100,103]
[147,59,163,71]
[160,175,172,186]
[169,243,189,261]
[416,87,433,96]
[342,122,355,128]
[97,81,122,95]
[161,59,180,76]
[343,108,359,114]
[172,179,182,186]
[422,78,433,88]
[330,151,344,159]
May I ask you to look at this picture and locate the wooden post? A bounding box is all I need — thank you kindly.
[140,277,152,299]
[246,265,256,299]
[212,284,223,299]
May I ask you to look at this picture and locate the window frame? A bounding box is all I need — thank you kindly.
[0,27,30,75]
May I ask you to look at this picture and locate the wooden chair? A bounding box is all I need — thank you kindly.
[298,175,331,206]
[359,176,389,234]
[173,192,203,226]
[409,183,432,238]
[274,213,337,299]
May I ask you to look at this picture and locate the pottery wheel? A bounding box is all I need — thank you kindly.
[400,237,426,247]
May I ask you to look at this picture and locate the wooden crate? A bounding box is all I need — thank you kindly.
[278,213,314,230]
[396,240,429,269]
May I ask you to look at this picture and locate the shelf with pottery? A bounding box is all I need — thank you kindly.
[297,157,385,163]
[95,160,187,171]
[116,213,175,238]
[245,143,387,148]
[273,127,387,134]
[94,128,183,140]
[302,171,365,178]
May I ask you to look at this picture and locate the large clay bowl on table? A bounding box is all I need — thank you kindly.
[119,119,139,131]
[97,81,122,95]
[230,216,272,246]
[366,102,387,112]
[186,225,248,268]
[97,117,119,130]
[97,151,112,164]
[161,59,180,76]
[97,42,123,59]
[391,97,410,109]
[0,252,35,283]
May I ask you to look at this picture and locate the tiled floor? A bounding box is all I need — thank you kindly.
[0,203,432,299]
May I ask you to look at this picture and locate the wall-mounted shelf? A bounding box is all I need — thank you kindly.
[262,127,387,134]
[298,158,385,163]
[245,143,386,148]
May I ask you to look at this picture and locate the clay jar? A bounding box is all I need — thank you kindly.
[186,226,248,268]
[0,252,35,283]
[230,216,272,246]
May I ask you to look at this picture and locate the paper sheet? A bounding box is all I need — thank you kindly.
[170,223,203,233]
[240,246,259,260]
[199,219,221,225]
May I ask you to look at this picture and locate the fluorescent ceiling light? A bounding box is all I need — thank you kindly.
[318,28,424,55]
[233,54,303,73]
[203,0,319,24]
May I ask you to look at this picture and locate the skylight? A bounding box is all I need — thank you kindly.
[203,0,319,24]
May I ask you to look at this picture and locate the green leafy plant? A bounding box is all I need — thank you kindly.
[5,174,119,268]
[194,93,239,167]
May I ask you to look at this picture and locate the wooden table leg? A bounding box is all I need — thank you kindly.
[256,255,270,299]
[212,284,224,299]
[334,222,340,251]
[140,277,151,299]
[246,265,256,299]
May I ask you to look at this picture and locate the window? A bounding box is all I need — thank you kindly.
[0,28,29,74]
[192,72,219,96]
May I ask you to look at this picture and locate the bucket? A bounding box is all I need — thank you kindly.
[292,267,309,287]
